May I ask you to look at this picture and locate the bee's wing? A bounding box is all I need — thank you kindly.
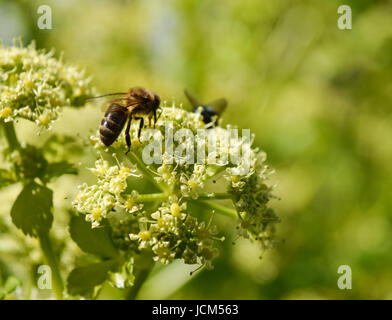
[86,93,127,112]
[184,89,203,109]
[98,98,125,112]
[100,98,140,112]
[207,98,228,116]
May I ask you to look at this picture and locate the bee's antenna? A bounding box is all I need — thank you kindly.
[86,92,127,101]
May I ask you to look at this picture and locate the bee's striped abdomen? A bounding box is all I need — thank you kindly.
[99,104,128,147]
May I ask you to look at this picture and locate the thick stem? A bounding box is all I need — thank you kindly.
[125,251,154,300]
[38,232,64,300]
[2,121,21,151]
[125,265,153,300]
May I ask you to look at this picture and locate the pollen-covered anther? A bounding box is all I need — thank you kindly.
[170,203,181,217]
[125,198,135,210]
[138,230,151,241]
[188,179,197,190]
[230,175,239,183]
[38,114,50,126]
[92,207,102,221]
[0,107,12,119]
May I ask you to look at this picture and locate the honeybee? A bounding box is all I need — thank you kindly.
[88,87,161,154]
[184,89,227,126]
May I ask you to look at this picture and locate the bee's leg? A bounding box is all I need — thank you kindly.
[125,117,132,155]
[134,117,144,143]
[148,114,152,128]
[156,108,163,122]
[153,110,157,128]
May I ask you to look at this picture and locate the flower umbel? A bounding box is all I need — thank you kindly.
[0,40,93,128]
[74,103,279,271]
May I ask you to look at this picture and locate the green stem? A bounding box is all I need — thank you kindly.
[135,192,232,203]
[206,165,227,182]
[136,193,168,202]
[126,150,168,192]
[135,192,236,219]
[38,232,64,299]
[1,121,21,151]
[197,192,232,200]
[125,265,153,300]
[125,251,154,300]
[190,200,238,219]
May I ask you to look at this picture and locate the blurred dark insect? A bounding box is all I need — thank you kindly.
[184,89,227,127]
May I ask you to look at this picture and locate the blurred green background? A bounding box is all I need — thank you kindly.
[1,0,392,299]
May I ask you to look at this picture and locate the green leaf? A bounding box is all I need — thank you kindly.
[11,182,53,237]
[43,161,77,182]
[15,144,47,180]
[42,134,83,157]
[67,260,118,298]
[69,214,119,259]
[0,276,21,300]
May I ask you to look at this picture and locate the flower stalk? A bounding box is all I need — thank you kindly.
[121,148,168,192]
[124,261,153,300]
[134,192,232,203]
[190,199,238,219]
[38,232,64,299]
[2,121,20,151]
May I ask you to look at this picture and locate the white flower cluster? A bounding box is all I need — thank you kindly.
[0,41,93,128]
[228,152,280,249]
[130,197,220,268]
[73,159,141,227]
[77,104,279,269]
